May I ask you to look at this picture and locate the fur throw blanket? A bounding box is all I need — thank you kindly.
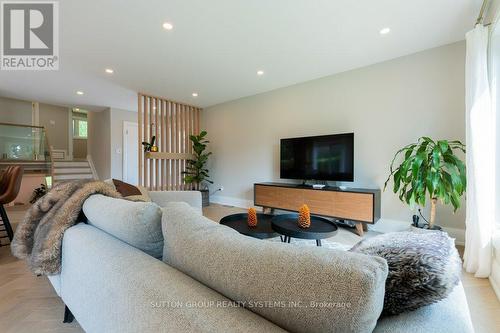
[351,230,461,316]
[11,180,121,275]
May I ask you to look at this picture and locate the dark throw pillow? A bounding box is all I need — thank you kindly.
[112,179,141,196]
[350,230,462,316]
[112,179,151,202]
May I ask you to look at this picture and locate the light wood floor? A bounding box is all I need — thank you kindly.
[1,204,499,332]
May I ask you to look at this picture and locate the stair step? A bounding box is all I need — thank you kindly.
[53,174,94,180]
[53,167,92,174]
[53,161,89,168]
[54,172,93,177]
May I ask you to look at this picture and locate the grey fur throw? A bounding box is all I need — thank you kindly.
[11,180,121,275]
[350,230,461,316]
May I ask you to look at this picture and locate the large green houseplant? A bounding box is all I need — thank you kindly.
[183,131,213,206]
[384,137,466,229]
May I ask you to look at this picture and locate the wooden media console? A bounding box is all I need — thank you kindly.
[254,182,381,236]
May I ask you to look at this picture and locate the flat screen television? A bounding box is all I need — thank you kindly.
[280,133,354,182]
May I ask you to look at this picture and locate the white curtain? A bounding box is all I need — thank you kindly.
[463,25,495,278]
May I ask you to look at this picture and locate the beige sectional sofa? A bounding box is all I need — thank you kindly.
[47,192,474,333]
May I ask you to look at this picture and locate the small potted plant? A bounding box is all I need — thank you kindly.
[384,137,466,230]
[183,131,213,207]
[29,183,48,204]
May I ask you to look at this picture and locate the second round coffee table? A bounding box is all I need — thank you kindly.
[271,213,338,246]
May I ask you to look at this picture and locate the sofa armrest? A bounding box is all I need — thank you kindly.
[374,283,474,333]
[149,190,202,213]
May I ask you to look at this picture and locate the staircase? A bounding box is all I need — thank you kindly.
[52,158,97,183]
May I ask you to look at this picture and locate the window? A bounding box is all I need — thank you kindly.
[73,118,87,138]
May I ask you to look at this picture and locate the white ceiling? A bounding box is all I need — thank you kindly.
[0,0,481,111]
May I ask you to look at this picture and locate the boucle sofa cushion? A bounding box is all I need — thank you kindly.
[162,202,388,333]
[83,194,163,258]
[350,231,461,316]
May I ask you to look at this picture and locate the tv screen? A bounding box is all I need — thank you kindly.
[280,133,354,181]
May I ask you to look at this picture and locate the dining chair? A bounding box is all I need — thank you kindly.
[0,166,24,245]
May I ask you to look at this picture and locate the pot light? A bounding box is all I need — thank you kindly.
[76,91,84,95]
[257,70,264,76]
[105,68,114,74]
[192,92,198,97]
[379,27,391,35]
[162,22,173,30]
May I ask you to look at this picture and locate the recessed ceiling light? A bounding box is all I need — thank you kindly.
[257,70,265,76]
[105,68,114,74]
[76,91,84,95]
[192,92,198,97]
[379,27,391,35]
[162,22,173,30]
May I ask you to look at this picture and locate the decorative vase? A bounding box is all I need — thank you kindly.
[247,208,258,227]
[298,204,311,228]
[150,145,158,152]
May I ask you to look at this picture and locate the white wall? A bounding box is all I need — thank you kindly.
[0,96,70,151]
[0,96,32,125]
[109,108,137,180]
[39,103,69,151]
[87,107,137,180]
[87,109,111,179]
[203,42,466,234]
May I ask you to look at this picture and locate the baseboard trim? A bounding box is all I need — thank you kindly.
[490,277,500,301]
[490,263,500,301]
[210,195,255,210]
[443,227,465,246]
[210,194,465,243]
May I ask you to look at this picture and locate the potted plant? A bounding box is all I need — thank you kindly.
[29,183,48,204]
[183,131,213,207]
[384,137,466,230]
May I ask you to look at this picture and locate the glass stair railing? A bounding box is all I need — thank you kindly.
[0,122,51,173]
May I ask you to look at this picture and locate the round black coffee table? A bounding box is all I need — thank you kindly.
[219,213,279,239]
[271,213,338,246]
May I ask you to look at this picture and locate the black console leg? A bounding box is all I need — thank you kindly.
[316,239,322,247]
[63,305,74,323]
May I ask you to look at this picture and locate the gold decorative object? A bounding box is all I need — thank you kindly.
[150,145,159,152]
[298,204,311,228]
[247,208,258,227]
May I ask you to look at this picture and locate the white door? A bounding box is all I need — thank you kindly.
[123,121,139,184]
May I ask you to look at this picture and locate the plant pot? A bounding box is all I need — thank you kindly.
[424,224,442,231]
[411,215,442,231]
[411,222,443,231]
[200,189,209,207]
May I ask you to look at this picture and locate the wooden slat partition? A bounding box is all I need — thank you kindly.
[138,93,202,190]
